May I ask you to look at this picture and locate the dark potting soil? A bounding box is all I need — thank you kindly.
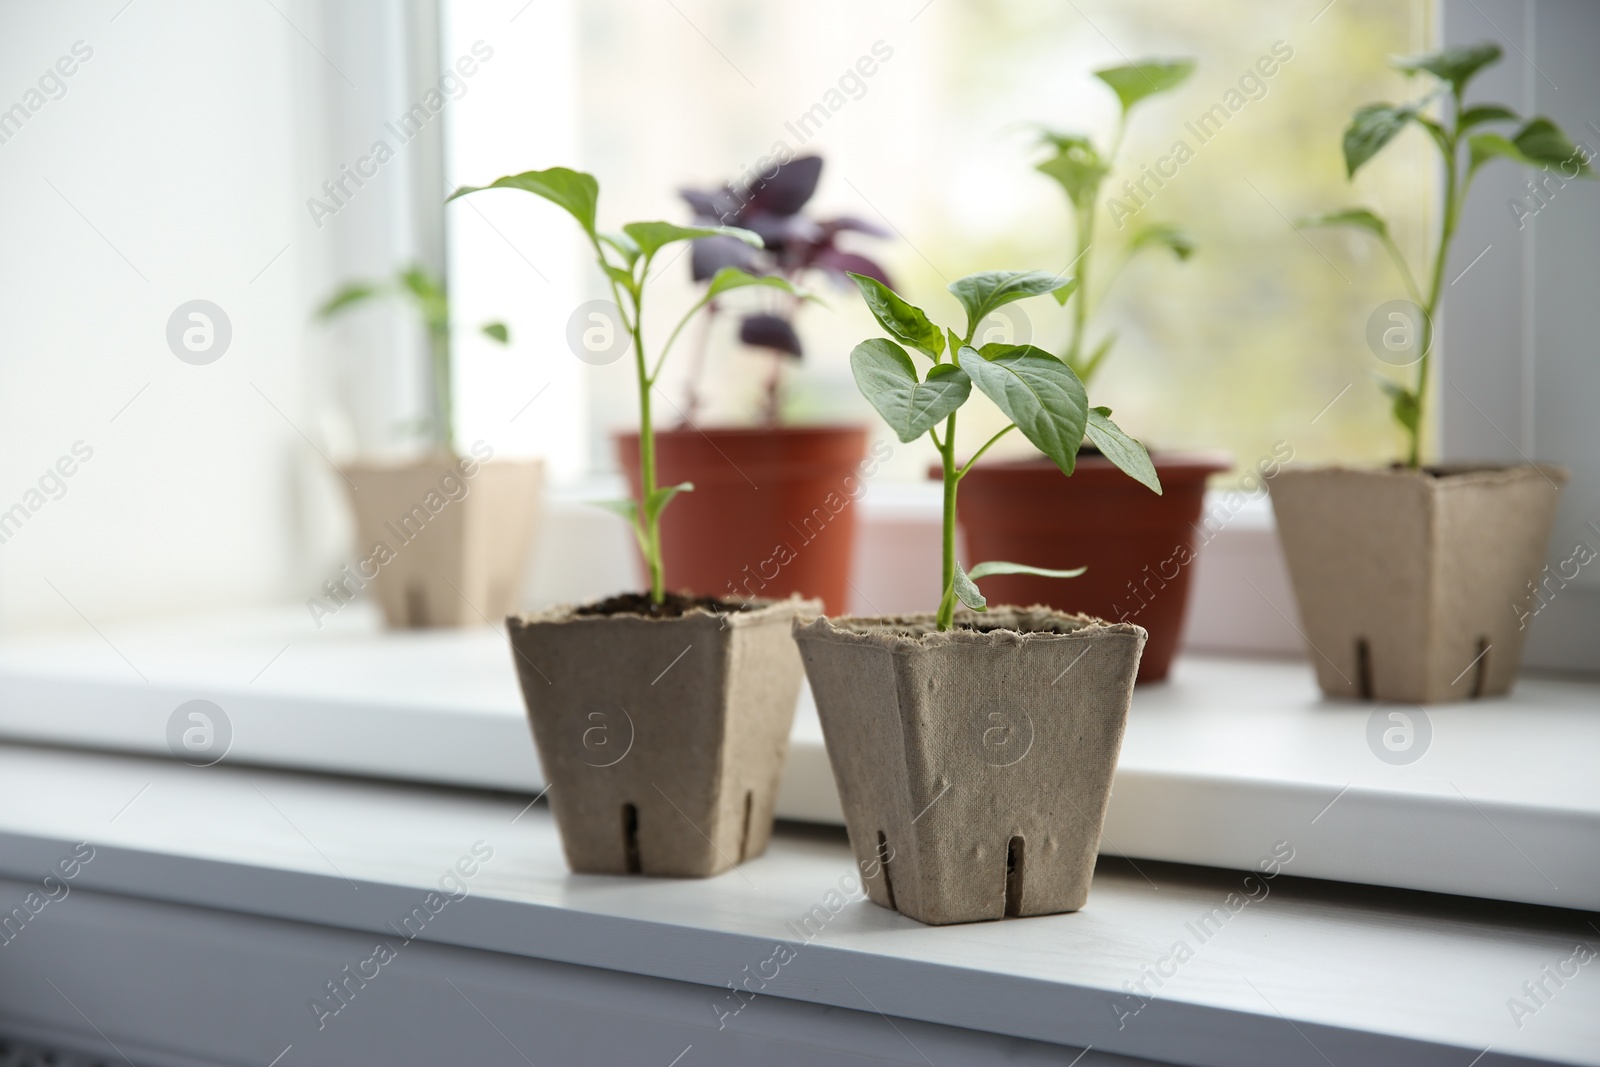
[574,591,750,618]
[957,620,1078,636]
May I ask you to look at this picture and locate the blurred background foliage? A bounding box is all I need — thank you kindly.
[573,0,1433,486]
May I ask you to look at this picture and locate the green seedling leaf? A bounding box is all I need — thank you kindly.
[848,273,944,360]
[602,263,637,291]
[481,322,509,343]
[599,231,640,267]
[1464,122,1589,176]
[1036,133,1109,211]
[591,497,648,555]
[1391,42,1501,94]
[1094,58,1196,113]
[1086,407,1161,493]
[968,560,1088,581]
[316,281,381,318]
[449,167,600,237]
[945,327,964,360]
[706,267,805,300]
[1512,118,1594,174]
[1468,131,1529,171]
[1343,104,1417,178]
[1128,223,1196,261]
[957,343,1088,475]
[623,222,761,261]
[398,266,449,333]
[954,559,1090,614]
[952,561,987,613]
[645,482,693,523]
[1296,208,1389,238]
[398,266,442,302]
[1374,377,1421,436]
[850,339,971,442]
[1459,104,1517,131]
[948,271,1076,340]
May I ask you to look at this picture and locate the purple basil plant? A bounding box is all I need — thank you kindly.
[679,154,893,425]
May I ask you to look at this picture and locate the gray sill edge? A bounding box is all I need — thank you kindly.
[0,829,1586,1067]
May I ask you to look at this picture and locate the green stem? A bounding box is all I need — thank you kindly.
[1065,197,1096,374]
[633,295,664,604]
[958,424,1015,480]
[1064,118,1122,382]
[652,294,708,385]
[429,326,452,454]
[1412,91,1464,469]
[936,412,959,631]
[1378,233,1426,308]
[594,239,662,602]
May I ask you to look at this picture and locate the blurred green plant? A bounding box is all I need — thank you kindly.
[847,269,1160,630]
[316,265,509,454]
[1035,58,1198,386]
[449,168,801,605]
[1298,42,1592,468]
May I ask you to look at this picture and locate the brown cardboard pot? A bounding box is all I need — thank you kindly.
[340,456,543,628]
[955,453,1229,683]
[1269,464,1567,703]
[793,608,1145,925]
[617,426,868,614]
[508,595,819,877]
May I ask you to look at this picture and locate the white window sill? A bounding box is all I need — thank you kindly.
[0,741,1594,1067]
[0,606,1594,912]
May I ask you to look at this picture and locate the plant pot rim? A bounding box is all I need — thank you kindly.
[958,450,1233,476]
[617,423,869,441]
[1274,461,1569,487]
[795,606,1145,653]
[512,593,817,630]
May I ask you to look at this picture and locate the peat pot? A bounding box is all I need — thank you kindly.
[508,594,819,877]
[618,426,868,614]
[340,455,543,629]
[955,453,1230,683]
[1270,464,1568,703]
[793,608,1145,925]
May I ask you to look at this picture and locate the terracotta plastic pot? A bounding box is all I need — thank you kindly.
[1270,464,1567,703]
[954,453,1229,683]
[339,456,543,629]
[617,426,868,614]
[794,608,1145,925]
[508,595,819,877]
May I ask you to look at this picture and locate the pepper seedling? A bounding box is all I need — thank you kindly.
[1035,57,1197,386]
[316,264,509,454]
[449,167,803,605]
[1298,42,1591,468]
[847,270,1162,630]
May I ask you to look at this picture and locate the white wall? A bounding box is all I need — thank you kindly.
[0,2,308,632]
[0,1,459,634]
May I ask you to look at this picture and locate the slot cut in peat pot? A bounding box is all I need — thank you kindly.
[622,803,641,875]
[1356,638,1374,701]
[510,596,818,877]
[877,830,896,912]
[1004,835,1026,918]
[739,791,754,863]
[1270,465,1565,703]
[405,584,430,628]
[795,608,1142,925]
[1471,637,1490,699]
